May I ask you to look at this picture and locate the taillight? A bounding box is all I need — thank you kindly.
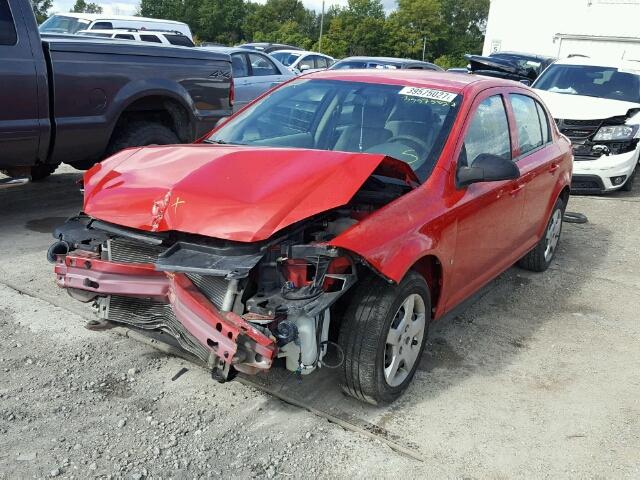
[229,77,234,108]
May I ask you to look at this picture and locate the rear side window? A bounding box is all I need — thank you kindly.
[536,102,551,144]
[140,34,162,43]
[231,53,249,78]
[0,0,17,46]
[248,53,278,76]
[165,34,194,47]
[461,95,511,166]
[92,22,113,29]
[510,94,544,155]
[115,34,135,40]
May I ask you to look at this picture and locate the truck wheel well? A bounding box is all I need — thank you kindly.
[113,96,193,143]
[410,255,442,319]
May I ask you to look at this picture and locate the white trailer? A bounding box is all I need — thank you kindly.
[483,0,640,59]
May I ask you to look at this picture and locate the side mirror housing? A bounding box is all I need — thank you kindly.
[457,153,520,188]
[299,64,311,72]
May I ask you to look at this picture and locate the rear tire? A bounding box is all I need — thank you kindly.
[338,271,430,405]
[518,197,565,272]
[70,121,180,170]
[1,163,59,181]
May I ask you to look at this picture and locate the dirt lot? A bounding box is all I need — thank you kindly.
[1,165,639,479]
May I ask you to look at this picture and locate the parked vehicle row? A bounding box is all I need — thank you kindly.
[39,12,193,39]
[0,0,232,181]
[77,28,195,47]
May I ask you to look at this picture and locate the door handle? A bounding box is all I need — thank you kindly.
[549,163,560,173]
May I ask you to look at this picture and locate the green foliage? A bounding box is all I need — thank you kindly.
[138,0,489,61]
[71,0,103,14]
[32,0,52,24]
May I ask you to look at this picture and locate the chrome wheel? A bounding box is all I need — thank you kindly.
[544,208,563,262]
[384,293,426,387]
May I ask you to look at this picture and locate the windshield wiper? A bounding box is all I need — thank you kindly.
[203,139,247,146]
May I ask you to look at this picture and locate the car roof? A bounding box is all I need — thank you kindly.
[55,13,185,24]
[272,50,331,57]
[491,51,556,61]
[302,69,518,93]
[200,46,263,55]
[79,29,180,35]
[553,55,640,72]
[338,56,429,64]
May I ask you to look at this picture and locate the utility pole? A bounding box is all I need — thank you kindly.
[422,36,426,61]
[318,0,325,52]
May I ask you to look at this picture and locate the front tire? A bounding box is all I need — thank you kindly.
[338,271,430,405]
[518,197,565,272]
[620,166,636,192]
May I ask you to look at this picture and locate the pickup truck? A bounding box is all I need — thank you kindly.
[0,0,233,181]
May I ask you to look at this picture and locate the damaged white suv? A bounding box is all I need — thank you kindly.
[534,56,640,193]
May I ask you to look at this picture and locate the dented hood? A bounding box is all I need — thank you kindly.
[535,89,640,120]
[83,145,416,242]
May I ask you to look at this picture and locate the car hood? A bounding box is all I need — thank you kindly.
[535,89,640,120]
[83,145,417,242]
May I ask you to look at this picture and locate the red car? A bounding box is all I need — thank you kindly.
[51,70,572,404]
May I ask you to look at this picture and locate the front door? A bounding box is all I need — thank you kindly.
[0,0,42,166]
[446,92,526,310]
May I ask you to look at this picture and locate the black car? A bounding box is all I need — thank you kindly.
[465,52,556,84]
[237,42,302,54]
[330,56,443,71]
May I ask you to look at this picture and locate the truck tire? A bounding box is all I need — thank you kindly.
[338,271,430,405]
[1,163,59,181]
[70,121,180,170]
[517,197,565,272]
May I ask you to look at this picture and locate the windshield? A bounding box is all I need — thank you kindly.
[271,52,301,66]
[207,79,461,181]
[534,64,640,103]
[39,15,91,34]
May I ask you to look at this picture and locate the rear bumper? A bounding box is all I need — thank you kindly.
[55,253,276,372]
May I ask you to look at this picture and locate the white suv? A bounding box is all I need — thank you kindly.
[77,29,195,48]
[533,56,640,193]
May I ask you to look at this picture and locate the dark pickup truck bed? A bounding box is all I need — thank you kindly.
[0,0,233,180]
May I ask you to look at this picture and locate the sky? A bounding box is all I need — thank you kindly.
[51,0,397,16]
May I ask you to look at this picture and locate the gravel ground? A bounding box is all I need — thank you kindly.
[0,165,639,479]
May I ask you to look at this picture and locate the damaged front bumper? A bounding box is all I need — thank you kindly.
[55,252,277,376]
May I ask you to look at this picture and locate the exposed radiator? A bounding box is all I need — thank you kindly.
[186,273,230,310]
[106,237,166,264]
[104,295,209,364]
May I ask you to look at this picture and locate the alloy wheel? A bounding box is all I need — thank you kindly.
[384,293,426,387]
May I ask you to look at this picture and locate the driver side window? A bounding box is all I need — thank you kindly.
[461,95,511,167]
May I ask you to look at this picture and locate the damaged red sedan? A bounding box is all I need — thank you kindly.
[51,70,572,404]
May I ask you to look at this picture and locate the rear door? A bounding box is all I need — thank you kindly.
[245,52,289,100]
[0,0,43,166]
[447,90,526,309]
[507,92,561,247]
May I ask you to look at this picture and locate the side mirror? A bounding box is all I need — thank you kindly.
[457,153,520,188]
[299,64,312,72]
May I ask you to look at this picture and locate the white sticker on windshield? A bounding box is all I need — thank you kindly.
[398,86,458,103]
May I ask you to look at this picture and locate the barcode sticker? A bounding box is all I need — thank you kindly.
[398,86,458,103]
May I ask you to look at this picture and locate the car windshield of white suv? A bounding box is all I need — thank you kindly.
[534,64,640,103]
[207,79,461,181]
[39,15,91,34]
[271,52,301,66]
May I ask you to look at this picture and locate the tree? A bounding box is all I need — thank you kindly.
[32,0,52,24]
[71,0,103,14]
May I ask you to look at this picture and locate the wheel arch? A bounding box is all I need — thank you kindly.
[407,254,443,319]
